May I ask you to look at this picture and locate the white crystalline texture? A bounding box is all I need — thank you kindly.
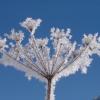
[36,38,48,48]
[0,18,100,100]
[10,29,24,42]
[20,17,42,35]
[0,38,8,52]
[0,38,6,48]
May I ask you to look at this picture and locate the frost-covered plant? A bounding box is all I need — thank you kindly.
[0,18,100,100]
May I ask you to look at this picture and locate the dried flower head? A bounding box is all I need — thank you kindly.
[50,28,71,40]
[36,38,48,48]
[9,29,24,42]
[82,34,93,45]
[20,17,42,35]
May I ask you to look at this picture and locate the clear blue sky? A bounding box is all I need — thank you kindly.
[0,0,100,100]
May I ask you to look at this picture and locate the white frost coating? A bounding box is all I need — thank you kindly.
[0,53,46,82]
[50,81,56,100]
[0,18,100,100]
[0,38,8,51]
[45,79,56,100]
[20,17,42,35]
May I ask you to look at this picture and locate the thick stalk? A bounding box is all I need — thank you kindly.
[46,76,56,100]
[47,79,52,100]
[45,76,54,100]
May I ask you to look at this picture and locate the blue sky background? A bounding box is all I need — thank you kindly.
[0,0,100,100]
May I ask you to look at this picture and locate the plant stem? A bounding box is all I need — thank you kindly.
[46,78,52,100]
